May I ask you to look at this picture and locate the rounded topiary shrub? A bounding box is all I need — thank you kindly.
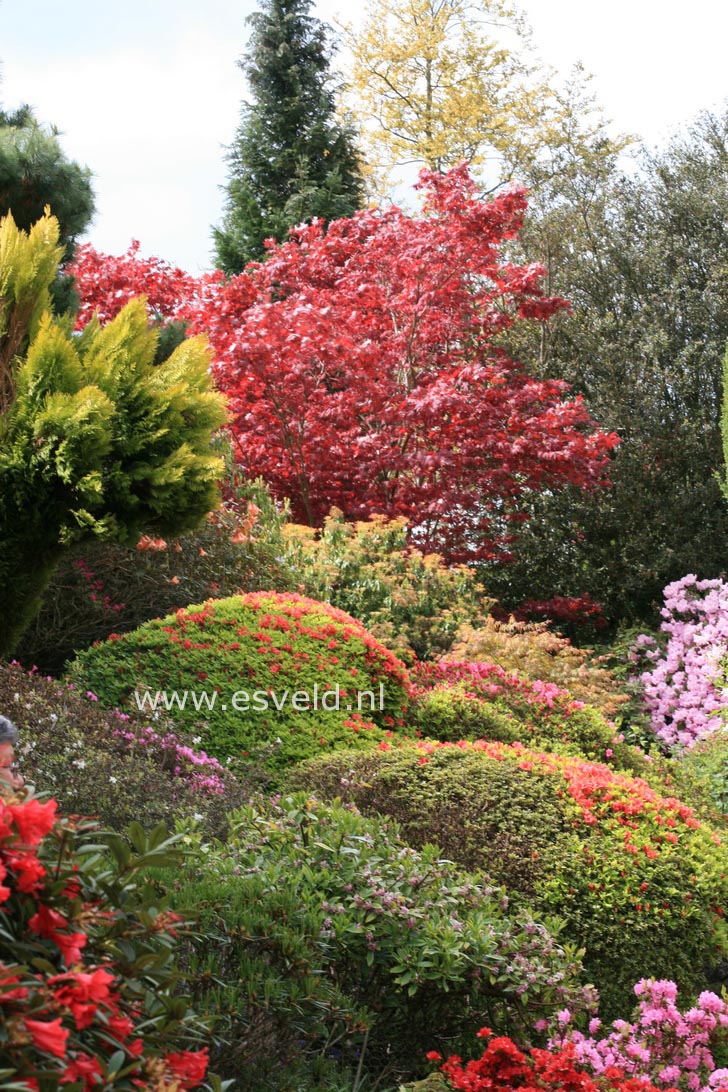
[68,592,411,772]
[0,659,252,836]
[409,660,647,775]
[293,742,728,1020]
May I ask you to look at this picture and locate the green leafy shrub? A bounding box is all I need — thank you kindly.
[293,743,728,1020]
[162,793,593,1090]
[447,617,629,717]
[0,660,254,836]
[409,660,646,775]
[676,726,728,817]
[284,511,493,662]
[15,466,295,676]
[68,592,411,773]
[0,790,212,1091]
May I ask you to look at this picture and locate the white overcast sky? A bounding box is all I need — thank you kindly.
[1,0,727,272]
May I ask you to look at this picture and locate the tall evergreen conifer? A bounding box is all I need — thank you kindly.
[213,0,365,272]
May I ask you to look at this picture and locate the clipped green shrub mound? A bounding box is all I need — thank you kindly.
[0,660,253,836]
[68,592,410,771]
[293,742,728,1019]
[163,793,593,1090]
[409,660,647,775]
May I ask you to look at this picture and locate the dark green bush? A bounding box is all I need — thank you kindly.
[0,659,254,836]
[15,468,295,675]
[292,744,728,1020]
[677,726,728,818]
[68,592,411,774]
[162,793,592,1090]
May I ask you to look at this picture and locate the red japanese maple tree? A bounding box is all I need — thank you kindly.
[70,164,618,562]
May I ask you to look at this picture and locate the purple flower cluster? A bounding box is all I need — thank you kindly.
[633,575,728,748]
[556,979,728,1092]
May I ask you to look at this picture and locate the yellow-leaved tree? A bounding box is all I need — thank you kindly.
[344,0,625,195]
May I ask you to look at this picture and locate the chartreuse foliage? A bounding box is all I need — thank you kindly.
[294,743,728,1020]
[68,592,410,774]
[0,790,212,1091]
[284,510,493,662]
[161,793,592,1089]
[0,211,227,656]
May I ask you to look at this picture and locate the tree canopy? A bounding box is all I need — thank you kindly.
[71,165,618,565]
[213,0,365,272]
[0,106,94,255]
[487,107,728,623]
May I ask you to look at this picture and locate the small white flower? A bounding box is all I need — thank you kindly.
[73,759,86,769]
[109,776,118,784]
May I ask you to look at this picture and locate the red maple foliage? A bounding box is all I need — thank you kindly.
[70,164,618,562]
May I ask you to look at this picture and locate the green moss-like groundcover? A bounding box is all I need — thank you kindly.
[69,592,411,771]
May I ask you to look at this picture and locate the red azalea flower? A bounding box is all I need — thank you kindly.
[6,798,58,844]
[24,1016,70,1057]
[164,1048,209,1087]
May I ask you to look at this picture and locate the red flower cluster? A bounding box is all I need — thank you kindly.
[429,1027,679,1092]
[0,791,208,1092]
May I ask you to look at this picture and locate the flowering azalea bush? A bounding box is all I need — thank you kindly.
[632,575,728,749]
[0,788,211,1092]
[418,1025,688,1092]
[15,463,294,676]
[294,742,728,1018]
[0,660,252,836]
[68,592,410,773]
[163,793,594,1089]
[558,979,728,1092]
[409,660,641,772]
[447,618,628,718]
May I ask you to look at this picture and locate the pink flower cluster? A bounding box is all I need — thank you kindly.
[112,723,228,794]
[633,575,728,749]
[413,660,586,711]
[557,979,728,1092]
